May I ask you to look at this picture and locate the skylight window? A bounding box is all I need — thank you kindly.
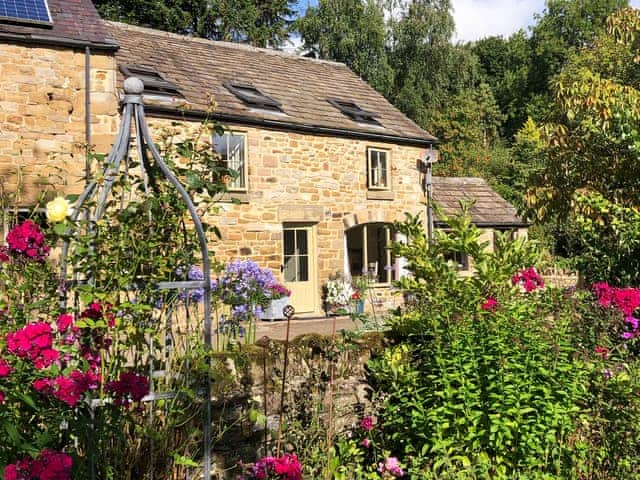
[119,64,183,99]
[327,98,380,125]
[0,0,52,26]
[224,82,282,111]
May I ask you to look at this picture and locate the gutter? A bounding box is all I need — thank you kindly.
[0,32,118,51]
[434,221,530,229]
[143,104,439,148]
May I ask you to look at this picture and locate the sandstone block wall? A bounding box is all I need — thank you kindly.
[146,118,428,315]
[0,43,118,206]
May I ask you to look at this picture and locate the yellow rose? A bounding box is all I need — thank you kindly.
[46,196,71,223]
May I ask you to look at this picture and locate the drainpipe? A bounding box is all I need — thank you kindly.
[85,46,91,182]
[423,147,435,243]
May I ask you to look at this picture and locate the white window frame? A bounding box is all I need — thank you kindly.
[213,131,248,192]
[367,148,390,191]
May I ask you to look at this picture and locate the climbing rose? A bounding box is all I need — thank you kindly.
[0,359,13,377]
[45,196,71,223]
[4,449,72,480]
[5,220,50,261]
[105,372,149,407]
[6,322,59,369]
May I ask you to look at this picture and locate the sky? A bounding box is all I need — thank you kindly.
[295,0,640,43]
[452,0,640,42]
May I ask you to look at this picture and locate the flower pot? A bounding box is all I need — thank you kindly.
[260,297,289,321]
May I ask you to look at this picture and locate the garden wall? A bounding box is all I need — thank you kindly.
[202,332,384,478]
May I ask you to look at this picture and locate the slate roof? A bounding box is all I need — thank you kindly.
[0,0,116,48]
[432,177,527,227]
[105,21,436,146]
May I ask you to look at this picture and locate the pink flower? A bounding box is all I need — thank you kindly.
[0,390,5,404]
[105,372,149,407]
[6,322,59,369]
[361,438,371,448]
[0,359,13,377]
[273,453,302,480]
[481,297,499,312]
[5,450,72,480]
[33,378,54,394]
[594,346,610,359]
[512,267,544,293]
[5,220,50,261]
[378,456,404,477]
[360,415,374,431]
[56,314,74,333]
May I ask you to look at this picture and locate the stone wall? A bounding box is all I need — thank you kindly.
[146,118,428,315]
[0,43,118,206]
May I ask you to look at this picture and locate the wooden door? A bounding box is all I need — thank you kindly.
[282,224,317,314]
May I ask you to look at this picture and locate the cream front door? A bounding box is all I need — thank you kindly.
[282,224,317,314]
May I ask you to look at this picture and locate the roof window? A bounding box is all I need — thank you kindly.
[224,82,282,111]
[119,64,183,99]
[327,98,380,125]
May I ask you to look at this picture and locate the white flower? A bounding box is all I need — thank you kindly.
[46,196,71,223]
[326,279,354,306]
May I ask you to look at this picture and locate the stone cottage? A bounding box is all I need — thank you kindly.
[0,0,527,316]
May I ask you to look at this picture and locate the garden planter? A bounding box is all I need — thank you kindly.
[261,297,289,321]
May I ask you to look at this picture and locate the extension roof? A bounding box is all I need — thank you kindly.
[0,0,116,49]
[432,177,527,227]
[105,21,437,147]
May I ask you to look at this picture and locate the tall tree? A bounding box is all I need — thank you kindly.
[92,0,295,47]
[528,8,640,282]
[472,31,533,140]
[529,0,628,96]
[296,0,393,95]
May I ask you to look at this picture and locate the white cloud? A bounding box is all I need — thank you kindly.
[453,0,640,43]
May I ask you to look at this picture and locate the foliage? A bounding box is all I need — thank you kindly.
[0,120,230,478]
[93,0,296,47]
[570,192,640,285]
[528,8,640,280]
[296,0,393,95]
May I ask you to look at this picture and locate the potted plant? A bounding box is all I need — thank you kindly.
[261,283,292,321]
[351,275,370,314]
[324,278,355,315]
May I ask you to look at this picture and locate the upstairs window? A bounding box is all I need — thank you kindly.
[119,65,183,100]
[327,98,380,125]
[213,132,247,191]
[224,82,282,111]
[367,148,390,190]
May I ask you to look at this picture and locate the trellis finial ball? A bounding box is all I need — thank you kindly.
[283,305,295,318]
[124,77,144,95]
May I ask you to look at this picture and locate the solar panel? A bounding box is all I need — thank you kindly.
[0,0,52,25]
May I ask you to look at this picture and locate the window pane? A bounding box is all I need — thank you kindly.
[284,229,295,256]
[213,134,228,159]
[228,134,245,189]
[346,226,365,276]
[296,230,308,254]
[378,152,388,188]
[283,255,297,282]
[298,255,309,281]
[364,223,393,283]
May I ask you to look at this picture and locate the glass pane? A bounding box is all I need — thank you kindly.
[298,255,309,281]
[213,134,228,159]
[284,230,295,256]
[283,255,297,282]
[228,135,245,189]
[346,226,364,276]
[296,230,308,254]
[379,152,388,188]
